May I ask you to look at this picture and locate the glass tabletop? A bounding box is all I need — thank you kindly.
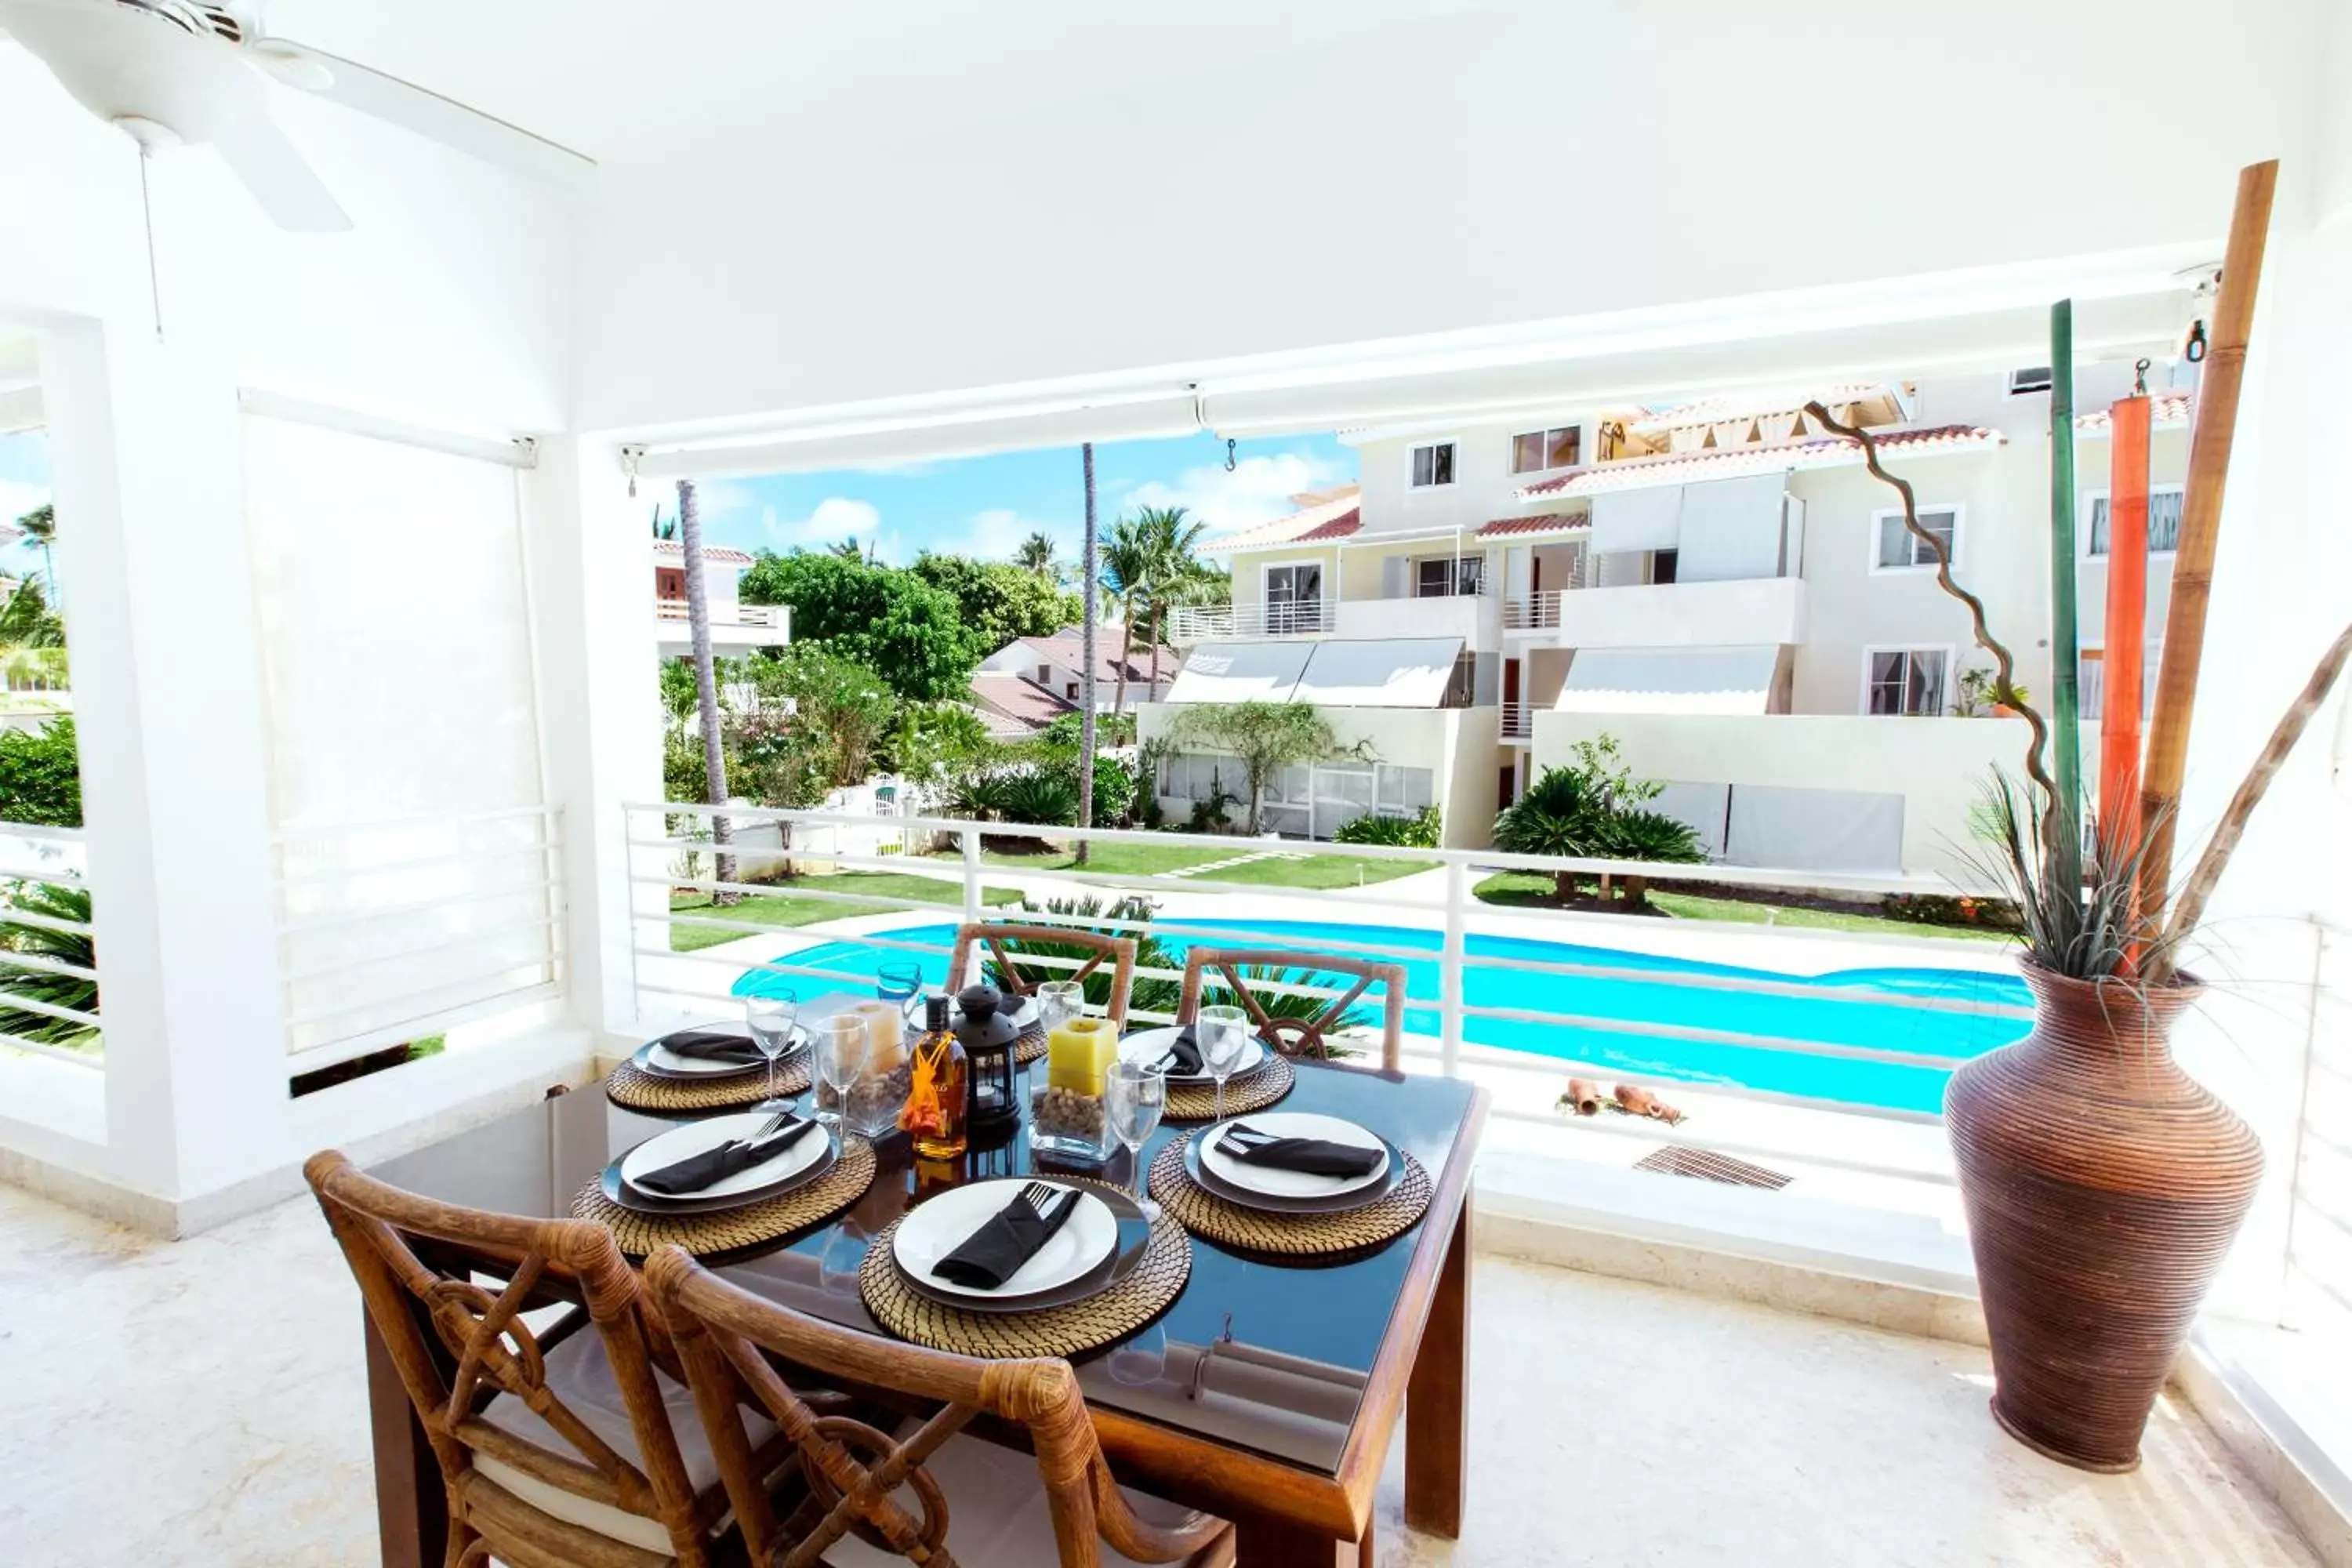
[372,1004,1481,1475]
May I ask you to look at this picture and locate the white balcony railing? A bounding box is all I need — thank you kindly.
[1500,702,1536,741]
[1167,599,1335,642]
[622,802,2031,1196]
[1507,577,1806,648]
[1504,591,1567,630]
[657,599,786,629]
[0,822,100,1069]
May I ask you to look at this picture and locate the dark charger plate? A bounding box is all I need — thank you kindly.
[597,1128,840,1216]
[892,1184,1153,1316]
[1181,1130,1404,1216]
[628,1022,806,1082]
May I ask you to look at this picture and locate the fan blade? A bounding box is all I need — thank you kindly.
[212,111,351,232]
[254,38,594,189]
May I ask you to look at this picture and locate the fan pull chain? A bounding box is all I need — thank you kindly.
[136,148,165,342]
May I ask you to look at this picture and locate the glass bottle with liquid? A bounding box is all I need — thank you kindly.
[898,993,969,1159]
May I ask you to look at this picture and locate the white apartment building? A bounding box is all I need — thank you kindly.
[652,538,789,657]
[1144,365,2190,873]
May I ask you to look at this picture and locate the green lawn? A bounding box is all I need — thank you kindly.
[670,872,1022,952]
[936,838,1433,889]
[1472,872,2015,943]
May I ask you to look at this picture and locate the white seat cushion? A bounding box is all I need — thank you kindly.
[474,1326,777,1558]
[816,1425,1204,1568]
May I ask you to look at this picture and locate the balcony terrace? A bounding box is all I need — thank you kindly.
[1503,575,1807,649]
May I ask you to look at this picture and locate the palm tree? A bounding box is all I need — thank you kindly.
[677,478,738,904]
[1097,517,1152,717]
[650,505,677,541]
[1076,444,1098,866]
[1130,505,1208,698]
[1491,766,1608,905]
[1014,531,1061,581]
[15,502,56,591]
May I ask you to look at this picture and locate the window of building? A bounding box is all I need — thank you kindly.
[2083,486,2185,556]
[1872,504,1961,571]
[2007,366,2054,395]
[1065,682,1080,699]
[1036,663,1051,683]
[1864,647,1949,715]
[1262,561,1326,632]
[1409,441,1456,488]
[1510,426,1581,474]
[2077,647,2161,722]
[1415,556,1484,597]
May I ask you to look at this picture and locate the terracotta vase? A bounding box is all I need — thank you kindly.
[1944,964,2261,1472]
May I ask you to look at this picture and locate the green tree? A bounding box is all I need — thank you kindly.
[737,550,977,702]
[1013,531,1063,582]
[909,553,1081,655]
[0,716,82,827]
[1491,764,1610,904]
[1127,505,1210,696]
[1097,518,1150,717]
[15,501,56,591]
[884,700,995,785]
[675,479,738,899]
[746,644,897,788]
[1167,700,1355,835]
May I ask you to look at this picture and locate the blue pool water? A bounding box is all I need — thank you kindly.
[735,918,2031,1115]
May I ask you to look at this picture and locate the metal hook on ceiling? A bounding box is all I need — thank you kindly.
[2183,320,2209,364]
[2134,358,2151,396]
[1225,437,1238,474]
[620,444,645,498]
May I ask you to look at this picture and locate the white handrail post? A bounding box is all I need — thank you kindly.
[1441,858,1468,1078]
[961,824,983,930]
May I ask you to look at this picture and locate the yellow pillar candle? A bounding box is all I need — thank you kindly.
[1046,1016,1117,1095]
[848,1000,905,1071]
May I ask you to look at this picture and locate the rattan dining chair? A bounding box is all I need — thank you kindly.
[949,920,1138,1026]
[306,1151,793,1567]
[644,1245,1236,1568]
[1176,946,1407,1072]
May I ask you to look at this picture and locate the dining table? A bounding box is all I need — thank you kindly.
[362,994,1489,1566]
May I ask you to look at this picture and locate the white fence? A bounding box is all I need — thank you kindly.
[625,803,2035,1189]
[0,822,100,1069]
[273,805,566,1071]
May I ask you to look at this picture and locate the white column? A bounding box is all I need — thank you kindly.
[42,321,288,1214]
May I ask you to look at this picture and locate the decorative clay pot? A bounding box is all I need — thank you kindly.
[1944,964,2261,1472]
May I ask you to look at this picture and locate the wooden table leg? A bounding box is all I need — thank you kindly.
[1234,1511,1356,1568]
[365,1308,443,1568]
[1404,1189,1469,1539]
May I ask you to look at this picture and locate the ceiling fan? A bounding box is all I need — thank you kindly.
[0,0,593,233]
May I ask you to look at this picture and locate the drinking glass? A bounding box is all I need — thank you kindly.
[745,993,798,1106]
[876,960,925,1024]
[1198,1004,1252,1123]
[1105,1058,1168,1218]
[1036,979,1085,1033]
[813,1014,870,1142]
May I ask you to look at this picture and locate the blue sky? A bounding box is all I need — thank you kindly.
[0,432,52,584]
[685,429,1357,564]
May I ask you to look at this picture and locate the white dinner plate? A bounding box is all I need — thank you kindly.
[1120,1025,1265,1085]
[890,1179,1119,1301]
[1200,1111,1391,1200]
[618,1112,829,1200]
[647,1023,800,1076]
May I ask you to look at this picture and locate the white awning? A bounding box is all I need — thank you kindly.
[1555,646,1780,714]
[1292,637,1465,708]
[1163,641,1316,703]
[1588,485,1683,554]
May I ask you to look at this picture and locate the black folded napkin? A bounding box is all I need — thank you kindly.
[657,1028,768,1068]
[930,1186,1079,1290]
[1152,1026,1203,1076]
[632,1118,819,1196]
[1215,1127,1383,1178]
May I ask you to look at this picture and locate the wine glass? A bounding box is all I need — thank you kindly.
[745,993,798,1107]
[876,960,925,1024]
[1198,1004,1252,1123]
[1105,1058,1168,1218]
[813,1014,870,1143]
[1036,978,1085,1033]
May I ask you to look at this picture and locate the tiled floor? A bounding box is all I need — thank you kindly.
[0,1181,2318,1566]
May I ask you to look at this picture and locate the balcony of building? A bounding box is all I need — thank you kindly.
[1505,573,1807,650]
[654,597,790,655]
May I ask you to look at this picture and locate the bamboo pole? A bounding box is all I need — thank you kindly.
[2045,301,2084,896]
[2100,390,2151,848]
[2136,159,2278,964]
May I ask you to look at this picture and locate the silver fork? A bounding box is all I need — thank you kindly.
[723,1110,792,1152]
[1018,1181,1065,1221]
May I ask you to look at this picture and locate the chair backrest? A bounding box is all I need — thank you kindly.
[950,920,1138,1026]
[304,1150,715,1566]
[643,1246,1229,1568]
[1178,946,1406,1072]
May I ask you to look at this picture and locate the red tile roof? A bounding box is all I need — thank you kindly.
[1477,512,1589,538]
[652,538,756,566]
[1515,423,2005,500]
[1014,633,1173,687]
[968,673,1074,733]
[1200,487,1364,553]
[2074,393,2192,434]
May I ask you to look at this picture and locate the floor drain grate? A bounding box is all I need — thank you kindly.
[1634,1147,1794,1189]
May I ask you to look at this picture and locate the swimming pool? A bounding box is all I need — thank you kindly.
[734,918,2031,1115]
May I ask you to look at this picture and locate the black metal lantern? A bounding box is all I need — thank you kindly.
[953,983,1022,1134]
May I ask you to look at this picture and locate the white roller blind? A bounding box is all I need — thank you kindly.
[242,414,558,1064]
[1673,474,1788,583]
[1589,485,1684,554]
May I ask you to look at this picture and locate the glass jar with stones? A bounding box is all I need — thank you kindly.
[1031,1013,1118,1163]
[842,996,916,1139]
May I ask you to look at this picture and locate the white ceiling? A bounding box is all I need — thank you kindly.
[265,0,1498,191]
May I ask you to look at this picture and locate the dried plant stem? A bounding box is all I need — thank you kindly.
[1806,401,2062,819]
[2156,619,2352,964]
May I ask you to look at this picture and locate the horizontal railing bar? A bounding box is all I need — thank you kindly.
[276,877,562,935]
[0,1030,103,1067]
[1399,1039,1947,1127]
[0,863,85,887]
[1483,1102,1958,1187]
[0,907,96,937]
[272,804,560,842]
[0,949,100,982]
[274,840,559,887]
[0,821,87,844]
[283,957,562,1029]
[633,935,953,975]
[641,874,964,913]
[278,915,562,984]
[0,992,103,1026]
[285,981,565,1068]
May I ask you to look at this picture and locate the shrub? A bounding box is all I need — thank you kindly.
[0,881,96,1047]
[0,717,82,828]
[1882,891,2024,931]
[1334,806,1442,848]
[999,895,1181,1018]
[996,772,1079,827]
[1598,808,1704,863]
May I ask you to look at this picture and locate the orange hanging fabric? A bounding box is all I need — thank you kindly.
[2100,391,2152,852]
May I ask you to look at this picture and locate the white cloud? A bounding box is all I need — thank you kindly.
[764,495,907,564]
[689,480,762,520]
[0,478,47,531]
[967,508,1076,565]
[1116,450,1348,534]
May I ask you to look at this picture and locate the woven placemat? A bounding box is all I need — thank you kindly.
[858,1183,1192,1359]
[1148,1136,1432,1258]
[570,1137,876,1257]
[1161,1052,1294,1122]
[606,1056,812,1114]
